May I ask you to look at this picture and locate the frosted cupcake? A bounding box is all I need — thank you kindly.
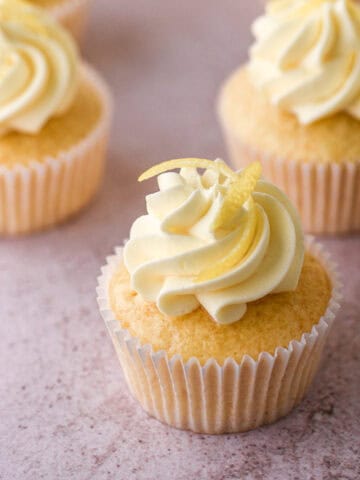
[97,158,341,434]
[218,0,360,234]
[28,0,90,41]
[0,0,111,235]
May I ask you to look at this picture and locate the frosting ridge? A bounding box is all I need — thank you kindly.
[124,159,304,325]
[249,0,360,124]
[0,0,79,135]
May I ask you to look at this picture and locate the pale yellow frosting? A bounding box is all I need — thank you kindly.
[29,1,66,7]
[249,0,360,124]
[124,160,304,325]
[0,0,78,135]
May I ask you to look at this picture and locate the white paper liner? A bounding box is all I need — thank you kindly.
[0,63,112,235]
[49,0,90,42]
[96,237,342,434]
[222,131,360,234]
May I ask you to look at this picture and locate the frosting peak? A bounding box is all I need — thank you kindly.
[0,0,79,135]
[124,159,304,325]
[249,0,360,124]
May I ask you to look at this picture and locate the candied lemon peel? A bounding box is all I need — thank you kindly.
[139,158,263,281]
[198,197,260,281]
[138,158,235,182]
[213,161,262,233]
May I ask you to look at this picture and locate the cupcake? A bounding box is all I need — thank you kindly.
[218,0,360,234]
[97,158,341,434]
[0,0,111,235]
[28,0,90,41]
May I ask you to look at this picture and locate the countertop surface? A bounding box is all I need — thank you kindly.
[1,1,359,479]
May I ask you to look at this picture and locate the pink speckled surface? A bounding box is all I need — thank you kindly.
[1,1,360,479]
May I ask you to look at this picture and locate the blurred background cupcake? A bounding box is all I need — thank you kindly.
[28,0,90,42]
[0,0,111,235]
[97,158,341,434]
[218,0,360,234]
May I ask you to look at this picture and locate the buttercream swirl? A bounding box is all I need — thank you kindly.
[0,0,79,135]
[249,0,360,124]
[124,160,304,325]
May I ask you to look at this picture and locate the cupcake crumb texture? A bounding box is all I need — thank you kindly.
[110,252,332,364]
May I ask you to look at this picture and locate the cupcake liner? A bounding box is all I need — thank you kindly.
[222,133,360,234]
[0,63,112,235]
[97,237,342,434]
[50,0,90,42]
